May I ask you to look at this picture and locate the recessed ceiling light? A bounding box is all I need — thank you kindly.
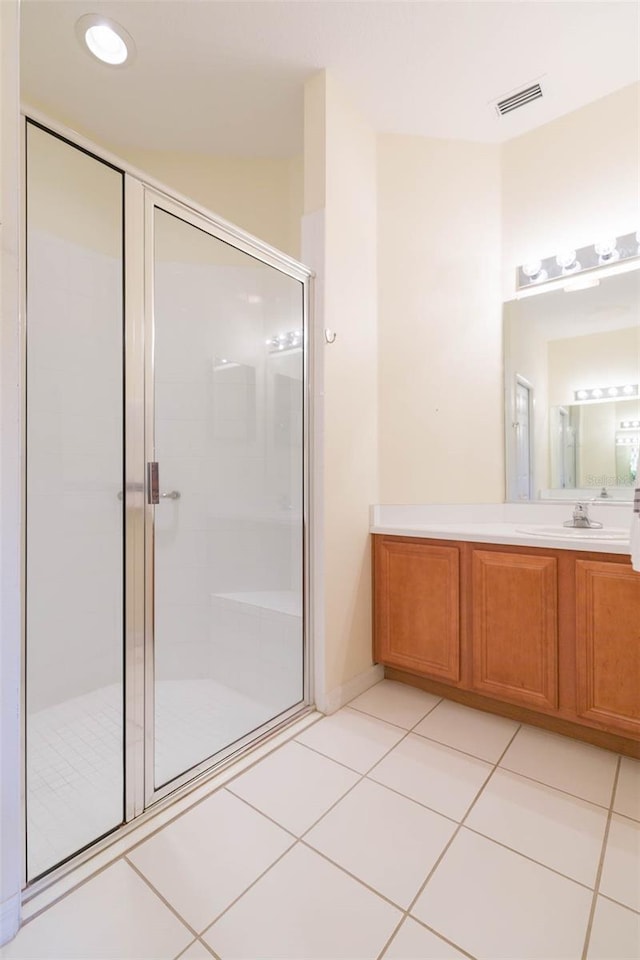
[76,14,135,67]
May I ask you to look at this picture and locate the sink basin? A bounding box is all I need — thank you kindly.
[516,525,629,541]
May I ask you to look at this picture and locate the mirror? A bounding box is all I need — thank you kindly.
[504,269,640,501]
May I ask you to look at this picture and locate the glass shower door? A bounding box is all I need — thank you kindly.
[25,123,125,879]
[147,200,306,798]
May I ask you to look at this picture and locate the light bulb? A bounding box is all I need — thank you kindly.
[576,390,588,400]
[608,387,619,397]
[623,385,637,395]
[85,24,128,64]
[591,388,603,399]
[594,238,619,263]
[556,250,580,274]
[76,15,134,66]
[522,260,542,278]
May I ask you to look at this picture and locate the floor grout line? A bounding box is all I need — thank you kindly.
[16,689,634,960]
[196,936,221,960]
[598,892,640,916]
[198,841,299,942]
[374,722,524,960]
[172,937,199,960]
[498,760,615,811]
[405,724,522,908]
[461,824,597,892]
[581,755,622,960]
[124,856,201,941]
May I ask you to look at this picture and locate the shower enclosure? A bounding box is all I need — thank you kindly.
[24,119,311,883]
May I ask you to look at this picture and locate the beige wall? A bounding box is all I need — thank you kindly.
[119,149,303,260]
[377,134,504,503]
[502,83,640,299]
[304,71,379,702]
[24,104,303,261]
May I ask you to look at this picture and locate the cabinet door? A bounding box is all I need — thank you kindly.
[471,550,558,710]
[576,560,640,736]
[374,538,460,682]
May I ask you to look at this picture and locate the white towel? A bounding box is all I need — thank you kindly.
[631,483,640,572]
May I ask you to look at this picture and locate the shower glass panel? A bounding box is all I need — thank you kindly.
[25,123,124,879]
[151,206,305,792]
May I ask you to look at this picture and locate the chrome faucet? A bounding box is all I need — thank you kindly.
[563,501,603,529]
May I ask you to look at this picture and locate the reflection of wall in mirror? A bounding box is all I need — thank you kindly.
[548,327,639,408]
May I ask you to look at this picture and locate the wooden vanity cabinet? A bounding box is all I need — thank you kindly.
[470,549,558,711]
[373,538,460,682]
[373,534,640,756]
[575,559,640,737]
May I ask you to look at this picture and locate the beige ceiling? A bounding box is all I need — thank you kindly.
[20,0,640,157]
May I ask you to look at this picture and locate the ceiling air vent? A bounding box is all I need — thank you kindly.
[495,83,543,116]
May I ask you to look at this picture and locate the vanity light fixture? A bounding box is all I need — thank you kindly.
[516,229,640,297]
[621,420,640,429]
[76,14,135,66]
[574,383,639,403]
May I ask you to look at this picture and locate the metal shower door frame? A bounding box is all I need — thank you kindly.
[140,186,313,809]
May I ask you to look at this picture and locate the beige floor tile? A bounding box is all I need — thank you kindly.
[227,740,359,835]
[382,917,468,959]
[0,861,191,960]
[295,708,405,773]
[499,725,617,806]
[348,680,441,729]
[370,733,492,821]
[128,789,293,932]
[599,814,640,912]
[466,767,608,885]
[414,699,518,763]
[176,942,215,960]
[203,844,401,959]
[587,897,640,959]
[614,757,640,822]
[412,828,592,959]
[306,778,456,907]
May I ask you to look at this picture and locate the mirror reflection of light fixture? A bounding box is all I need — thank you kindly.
[516,229,639,296]
[573,383,639,403]
[265,330,303,353]
[621,420,640,429]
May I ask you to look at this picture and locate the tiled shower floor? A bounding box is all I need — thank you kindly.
[27,679,278,878]
[10,679,640,959]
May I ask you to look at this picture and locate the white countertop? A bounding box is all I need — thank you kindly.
[370,503,634,555]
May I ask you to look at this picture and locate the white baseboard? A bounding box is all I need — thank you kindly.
[317,663,384,715]
[0,893,20,947]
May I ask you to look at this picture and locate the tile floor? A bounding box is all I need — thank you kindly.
[27,679,278,878]
[5,679,640,960]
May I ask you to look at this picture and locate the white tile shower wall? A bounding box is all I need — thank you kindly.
[27,229,123,713]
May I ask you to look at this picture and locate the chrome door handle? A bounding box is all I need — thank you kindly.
[147,462,159,505]
[160,490,181,500]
